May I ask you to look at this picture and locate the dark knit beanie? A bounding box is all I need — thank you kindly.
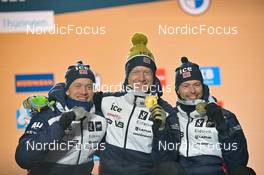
[65,61,95,90]
[175,57,203,92]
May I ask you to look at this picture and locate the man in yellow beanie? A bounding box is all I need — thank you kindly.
[94,33,181,175]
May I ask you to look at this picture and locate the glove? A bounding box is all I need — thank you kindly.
[205,103,225,126]
[58,107,89,130]
[72,106,90,121]
[149,104,166,131]
[58,111,75,130]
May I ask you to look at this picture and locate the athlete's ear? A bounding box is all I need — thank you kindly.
[176,89,180,97]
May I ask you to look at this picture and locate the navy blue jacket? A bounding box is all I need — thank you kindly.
[175,105,248,175]
[15,87,106,175]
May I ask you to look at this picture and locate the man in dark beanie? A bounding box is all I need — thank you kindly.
[65,61,96,91]
[16,61,106,175]
[174,57,251,175]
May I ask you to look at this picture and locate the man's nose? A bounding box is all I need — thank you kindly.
[80,86,88,94]
[190,85,196,93]
[138,72,146,81]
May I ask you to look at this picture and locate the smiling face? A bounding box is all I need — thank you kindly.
[128,66,154,92]
[177,80,203,101]
[66,78,94,102]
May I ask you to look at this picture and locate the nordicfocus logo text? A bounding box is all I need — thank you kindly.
[27,24,106,35]
[26,140,105,151]
[158,24,238,36]
[159,141,238,151]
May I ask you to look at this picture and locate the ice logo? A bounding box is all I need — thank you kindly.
[178,0,211,15]
[16,106,31,129]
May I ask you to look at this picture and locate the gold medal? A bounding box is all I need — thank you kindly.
[196,102,207,116]
[145,96,157,109]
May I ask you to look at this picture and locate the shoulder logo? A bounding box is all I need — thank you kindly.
[31,122,43,129]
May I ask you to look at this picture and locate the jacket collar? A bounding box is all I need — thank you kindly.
[124,90,148,107]
[177,105,201,119]
[55,101,95,113]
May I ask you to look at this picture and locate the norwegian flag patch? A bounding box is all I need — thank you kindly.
[143,57,151,64]
[79,70,88,74]
[182,71,191,78]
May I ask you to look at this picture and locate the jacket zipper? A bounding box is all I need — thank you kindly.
[124,103,136,148]
[76,120,83,164]
[186,113,191,157]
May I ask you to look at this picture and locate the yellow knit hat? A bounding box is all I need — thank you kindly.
[125,33,156,76]
[126,33,155,61]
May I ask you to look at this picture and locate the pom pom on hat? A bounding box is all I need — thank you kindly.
[132,33,148,45]
[181,56,189,64]
[125,33,156,77]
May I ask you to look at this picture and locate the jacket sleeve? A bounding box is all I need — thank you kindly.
[15,111,65,169]
[216,109,249,172]
[152,99,181,164]
[48,82,67,106]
